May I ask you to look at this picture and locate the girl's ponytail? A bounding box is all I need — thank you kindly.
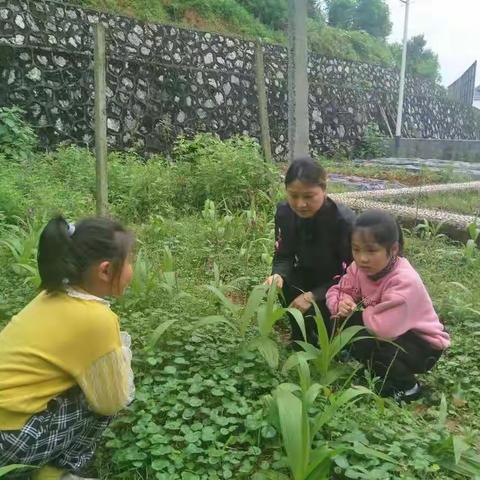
[37,216,79,292]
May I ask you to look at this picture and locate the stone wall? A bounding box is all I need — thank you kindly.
[1,0,480,157]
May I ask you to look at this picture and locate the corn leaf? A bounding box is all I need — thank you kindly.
[276,388,308,480]
[247,336,279,369]
[149,318,181,347]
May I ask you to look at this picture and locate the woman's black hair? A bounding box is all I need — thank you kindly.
[285,157,327,189]
[37,216,135,293]
[353,209,404,256]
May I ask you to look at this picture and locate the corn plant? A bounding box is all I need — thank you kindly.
[464,221,479,261]
[0,216,42,287]
[239,237,272,266]
[210,261,248,294]
[149,282,305,368]
[201,199,234,244]
[429,395,480,477]
[121,248,160,308]
[441,282,480,325]
[199,282,305,368]
[158,246,178,295]
[126,246,190,313]
[283,303,370,386]
[264,355,389,480]
[413,219,446,241]
[127,249,157,298]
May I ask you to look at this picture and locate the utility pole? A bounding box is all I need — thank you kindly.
[255,40,272,162]
[94,23,108,216]
[287,0,310,162]
[395,0,411,151]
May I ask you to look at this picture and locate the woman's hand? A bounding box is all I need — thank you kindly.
[290,291,314,314]
[337,297,357,318]
[264,274,284,289]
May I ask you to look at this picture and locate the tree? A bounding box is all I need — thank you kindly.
[391,35,441,83]
[237,0,324,30]
[353,0,392,38]
[326,0,357,29]
[237,0,289,30]
[307,0,325,20]
[324,0,391,39]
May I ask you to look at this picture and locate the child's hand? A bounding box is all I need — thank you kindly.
[337,298,357,318]
[290,291,314,314]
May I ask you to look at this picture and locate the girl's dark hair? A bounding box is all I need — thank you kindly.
[37,216,135,293]
[285,157,327,189]
[353,209,404,255]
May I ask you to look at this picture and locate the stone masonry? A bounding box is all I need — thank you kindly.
[1,0,480,156]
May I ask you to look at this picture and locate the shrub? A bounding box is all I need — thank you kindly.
[0,106,37,161]
[354,123,387,159]
[108,152,176,221]
[172,134,279,212]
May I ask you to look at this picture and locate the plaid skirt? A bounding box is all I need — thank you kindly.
[0,388,111,477]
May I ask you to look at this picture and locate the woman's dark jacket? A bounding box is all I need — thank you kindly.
[272,197,355,301]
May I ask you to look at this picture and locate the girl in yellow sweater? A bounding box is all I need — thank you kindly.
[0,216,136,480]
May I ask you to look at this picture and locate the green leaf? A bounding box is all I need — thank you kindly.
[0,465,35,477]
[239,284,267,336]
[151,459,170,471]
[285,307,307,343]
[312,302,331,353]
[247,336,279,369]
[282,351,318,375]
[304,384,322,410]
[188,397,204,407]
[452,435,470,466]
[201,426,217,441]
[258,306,285,337]
[252,472,290,480]
[329,326,366,359]
[437,393,448,428]
[149,318,181,348]
[276,388,308,480]
[206,285,240,315]
[193,315,237,333]
[467,222,479,241]
[352,441,398,464]
[276,382,302,394]
[181,473,200,480]
[312,386,373,437]
[296,354,312,392]
[305,445,336,479]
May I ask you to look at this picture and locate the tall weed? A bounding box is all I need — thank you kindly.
[0,106,37,161]
[173,134,279,212]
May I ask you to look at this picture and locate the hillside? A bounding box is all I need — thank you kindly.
[71,0,395,66]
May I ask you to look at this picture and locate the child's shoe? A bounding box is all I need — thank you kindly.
[392,382,423,403]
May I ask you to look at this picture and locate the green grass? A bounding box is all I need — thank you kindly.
[376,189,480,216]
[71,0,283,42]
[326,182,353,194]
[321,158,471,187]
[68,0,395,66]
[1,140,480,479]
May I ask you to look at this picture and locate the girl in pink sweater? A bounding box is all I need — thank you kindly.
[326,210,450,402]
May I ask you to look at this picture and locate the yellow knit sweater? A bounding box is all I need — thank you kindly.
[0,290,132,430]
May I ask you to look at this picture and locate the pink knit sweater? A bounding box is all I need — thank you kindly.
[326,257,450,350]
